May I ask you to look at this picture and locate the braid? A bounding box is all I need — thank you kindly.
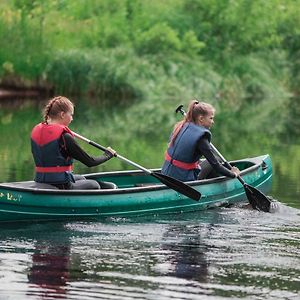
[43,97,58,124]
[42,96,74,124]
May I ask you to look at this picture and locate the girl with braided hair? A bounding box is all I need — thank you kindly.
[161,100,240,182]
[31,96,116,189]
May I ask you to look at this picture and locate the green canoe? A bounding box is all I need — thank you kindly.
[0,154,272,223]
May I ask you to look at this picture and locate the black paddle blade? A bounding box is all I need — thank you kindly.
[244,184,272,212]
[152,172,201,201]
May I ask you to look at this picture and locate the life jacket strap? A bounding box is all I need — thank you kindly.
[35,165,73,173]
[165,152,199,170]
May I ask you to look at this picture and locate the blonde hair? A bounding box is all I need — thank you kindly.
[43,96,74,124]
[170,100,215,145]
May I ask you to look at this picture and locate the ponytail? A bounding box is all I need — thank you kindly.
[169,100,214,145]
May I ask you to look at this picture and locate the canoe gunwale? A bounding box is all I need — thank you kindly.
[189,155,269,186]
[0,155,270,195]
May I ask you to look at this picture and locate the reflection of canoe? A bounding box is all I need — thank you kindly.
[0,154,272,223]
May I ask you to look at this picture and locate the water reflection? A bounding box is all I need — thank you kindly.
[27,240,71,298]
[0,207,299,299]
[157,224,211,282]
[0,223,73,299]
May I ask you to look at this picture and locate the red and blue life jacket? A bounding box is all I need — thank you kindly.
[161,122,211,181]
[31,123,74,184]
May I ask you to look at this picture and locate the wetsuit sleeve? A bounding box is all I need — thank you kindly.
[197,137,236,178]
[61,133,113,167]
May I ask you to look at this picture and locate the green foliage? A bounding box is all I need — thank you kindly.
[86,48,142,102]
[0,1,50,80]
[227,52,290,104]
[181,0,284,59]
[181,31,206,57]
[134,23,181,55]
[45,50,91,95]
[0,0,300,141]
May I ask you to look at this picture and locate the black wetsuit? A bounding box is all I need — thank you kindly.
[198,138,235,178]
[61,133,113,166]
[53,133,114,190]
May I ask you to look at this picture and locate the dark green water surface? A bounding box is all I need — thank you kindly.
[0,98,299,299]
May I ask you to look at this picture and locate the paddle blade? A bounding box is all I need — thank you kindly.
[244,184,272,212]
[152,172,201,201]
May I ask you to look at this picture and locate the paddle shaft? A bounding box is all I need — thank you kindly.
[72,132,152,174]
[210,145,247,186]
[71,131,201,201]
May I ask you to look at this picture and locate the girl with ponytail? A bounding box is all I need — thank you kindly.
[161,100,240,181]
[31,96,117,190]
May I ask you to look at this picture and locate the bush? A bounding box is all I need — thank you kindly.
[86,49,142,103]
[134,23,181,55]
[181,31,205,57]
[45,50,91,95]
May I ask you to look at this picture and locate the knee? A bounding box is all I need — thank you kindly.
[73,179,100,190]
[99,181,117,189]
[88,180,101,189]
[73,174,86,181]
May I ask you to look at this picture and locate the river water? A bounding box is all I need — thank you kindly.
[0,99,299,299]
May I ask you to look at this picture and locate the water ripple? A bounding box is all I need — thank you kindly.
[0,205,299,299]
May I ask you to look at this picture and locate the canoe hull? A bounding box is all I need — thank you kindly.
[0,155,273,222]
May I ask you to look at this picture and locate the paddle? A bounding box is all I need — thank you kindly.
[71,131,201,201]
[175,105,272,212]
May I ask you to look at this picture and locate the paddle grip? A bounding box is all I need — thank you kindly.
[175,105,186,116]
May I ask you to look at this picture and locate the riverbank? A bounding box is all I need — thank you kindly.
[0,87,45,99]
[0,77,53,99]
